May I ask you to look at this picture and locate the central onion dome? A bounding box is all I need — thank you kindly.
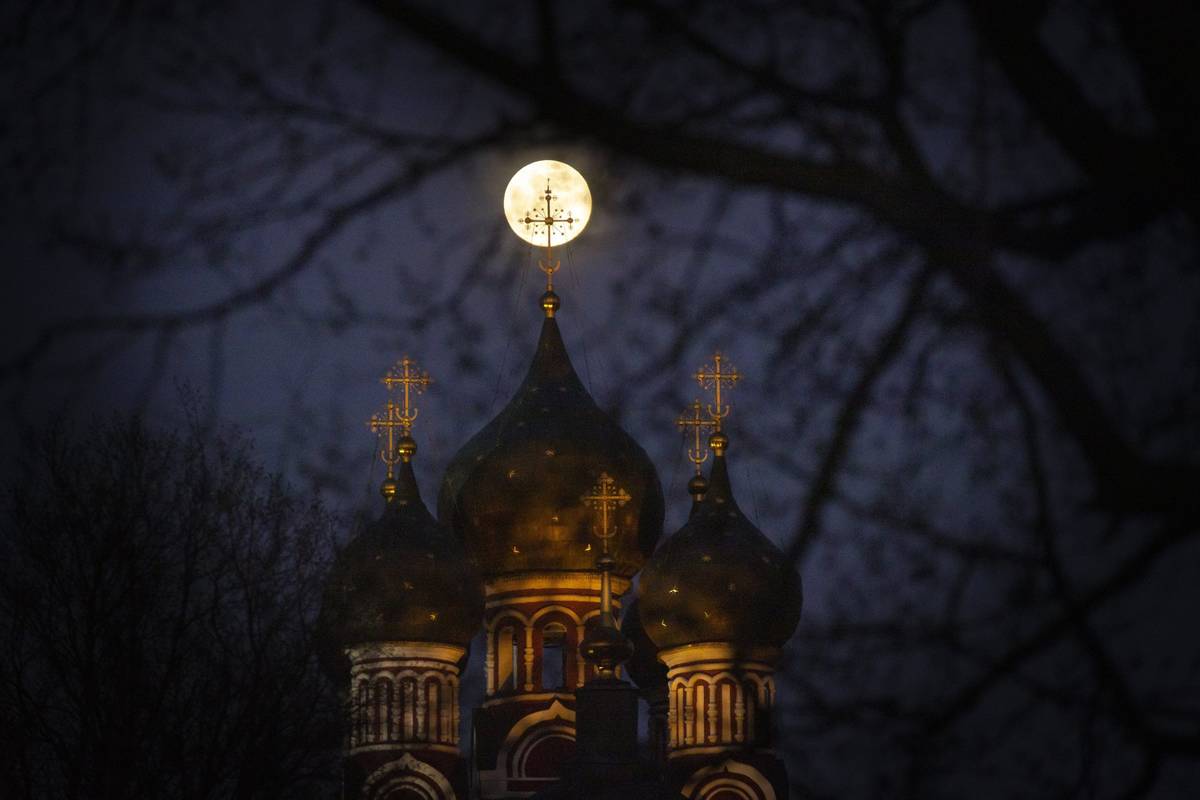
[439,309,664,578]
[318,460,483,679]
[640,438,801,652]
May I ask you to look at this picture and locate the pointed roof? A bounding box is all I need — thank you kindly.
[639,446,802,653]
[317,460,483,680]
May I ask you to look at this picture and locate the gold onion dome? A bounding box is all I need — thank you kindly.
[438,313,664,578]
[318,459,483,679]
[639,440,802,652]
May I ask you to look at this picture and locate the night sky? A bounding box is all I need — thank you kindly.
[3,1,1199,798]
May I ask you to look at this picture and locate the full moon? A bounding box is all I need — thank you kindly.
[503,160,591,247]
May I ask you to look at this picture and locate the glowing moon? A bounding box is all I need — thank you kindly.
[503,160,591,247]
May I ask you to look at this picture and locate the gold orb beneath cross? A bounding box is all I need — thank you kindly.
[503,160,591,247]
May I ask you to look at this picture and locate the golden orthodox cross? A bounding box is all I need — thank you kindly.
[676,398,718,476]
[382,356,432,431]
[695,352,741,426]
[581,472,631,555]
[522,179,575,292]
[368,399,407,480]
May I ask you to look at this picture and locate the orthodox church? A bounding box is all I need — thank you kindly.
[317,162,803,800]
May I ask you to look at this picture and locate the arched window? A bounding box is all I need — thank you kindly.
[541,622,567,689]
[744,679,758,745]
[401,678,417,740]
[497,626,518,691]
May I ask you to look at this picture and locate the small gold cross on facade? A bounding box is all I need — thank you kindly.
[581,472,631,553]
[695,352,741,426]
[382,356,432,431]
[676,399,718,476]
[522,179,576,292]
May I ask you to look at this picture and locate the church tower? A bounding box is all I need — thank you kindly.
[318,359,484,800]
[639,360,803,800]
[437,163,664,797]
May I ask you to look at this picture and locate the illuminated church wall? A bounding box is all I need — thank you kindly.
[347,643,464,753]
[472,572,632,797]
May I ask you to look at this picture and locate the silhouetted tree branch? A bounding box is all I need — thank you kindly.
[0,413,342,799]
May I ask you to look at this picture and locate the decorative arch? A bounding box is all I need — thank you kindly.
[693,780,756,800]
[362,753,455,800]
[487,608,532,631]
[511,724,575,778]
[743,673,771,696]
[529,604,583,626]
[681,759,778,800]
[498,700,576,777]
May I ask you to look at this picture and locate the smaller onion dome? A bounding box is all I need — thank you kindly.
[639,443,801,653]
[619,597,667,693]
[318,461,483,680]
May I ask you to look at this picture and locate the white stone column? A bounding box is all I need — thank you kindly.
[523,626,535,692]
[706,684,719,744]
[734,683,746,743]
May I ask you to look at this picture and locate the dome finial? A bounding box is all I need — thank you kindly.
[503,160,591,317]
[579,472,634,680]
[369,356,433,500]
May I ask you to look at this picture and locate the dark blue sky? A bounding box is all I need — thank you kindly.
[4,2,1199,796]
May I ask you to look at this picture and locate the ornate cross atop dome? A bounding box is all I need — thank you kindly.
[381,356,432,431]
[695,352,741,427]
[581,472,631,550]
[503,160,592,317]
[369,356,432,499]
[676,399,716,472]
[369,400,406,481]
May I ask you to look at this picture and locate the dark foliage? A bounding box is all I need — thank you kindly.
[0,416,342,799]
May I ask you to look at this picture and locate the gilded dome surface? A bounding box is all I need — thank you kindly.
[318,461,483,678]
[438,315,664,578]
[639,451,801,652]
